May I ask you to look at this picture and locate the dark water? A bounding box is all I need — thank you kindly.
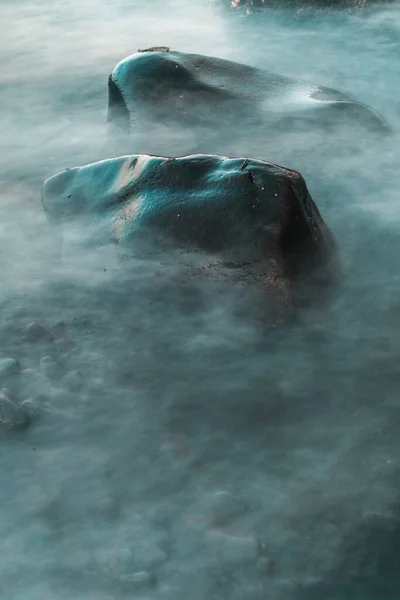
[1,1,400,599]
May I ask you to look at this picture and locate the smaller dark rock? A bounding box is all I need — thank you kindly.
[40,356,62,381]
[51,321,68,340]
[62,370,85,392]
[205,491,248,527]
[20,398,43,422]
[0,358,21,379]
[26,322,54,342]
[0,393,32,432]
[1,387,16,401]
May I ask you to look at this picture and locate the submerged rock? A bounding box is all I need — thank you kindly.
[25,322,54,342]
[297,511,400,600]
[20,398,43,422]
[39,356,62,381]
[0,393,32,432]
[42,154,337,320]
[107,49,390,144]
[62,370,85,392]
[202,491,248,527]
[224,0,396,11]
[50,321,68,340]
[0,358,20,379]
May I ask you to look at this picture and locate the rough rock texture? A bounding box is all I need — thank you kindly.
[0,393,32,432]
[296,510,400,600]
[226,0,396,10]
[42,153,337,319]
[0,358,20,379]
[107,49,390,139]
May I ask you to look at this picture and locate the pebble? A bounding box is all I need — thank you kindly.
[203,490,247,527]
[0,358,20,379]
[1,388,15,400]
[26,322,54,342]
[62,370,85,392]
[40,356,61,380]
[51,321,67,339]
[0,393,31,432]
[20,398,43,421]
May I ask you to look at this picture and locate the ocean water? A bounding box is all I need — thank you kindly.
[0,1,400,598]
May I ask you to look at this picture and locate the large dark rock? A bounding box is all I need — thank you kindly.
[42,154,337,320]
[107,48,390,144]
[224,0,396,11]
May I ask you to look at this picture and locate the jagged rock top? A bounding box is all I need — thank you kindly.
[42,153,337,317]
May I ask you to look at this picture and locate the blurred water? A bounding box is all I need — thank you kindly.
[1,1,400,598]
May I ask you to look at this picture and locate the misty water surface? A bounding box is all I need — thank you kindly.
[0,0,400,599]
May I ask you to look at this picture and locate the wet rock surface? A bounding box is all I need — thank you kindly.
[108,49,390,151]
[25,322,55,343]
[297,506,400,599]
[0,358,20,379]
[42,153,337,321]
[39,356,62,381]
[0,392,32,432]
[224,0,396,12]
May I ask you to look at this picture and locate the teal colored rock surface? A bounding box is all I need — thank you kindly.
[225,0,396,10]
[0,358,20,379]
[108,49,390,138]
[42,153,337,316]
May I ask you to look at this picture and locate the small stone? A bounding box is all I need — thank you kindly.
[26,322,54,342]
[204,490,247,527]
[0,358,20,379]
[0,394,31,431]
[51,321,67,339]
[40,356,61,380]
[20,398,43,421]
[1,388,15,401]
[62,370,85,392]
[87,377,106,395]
